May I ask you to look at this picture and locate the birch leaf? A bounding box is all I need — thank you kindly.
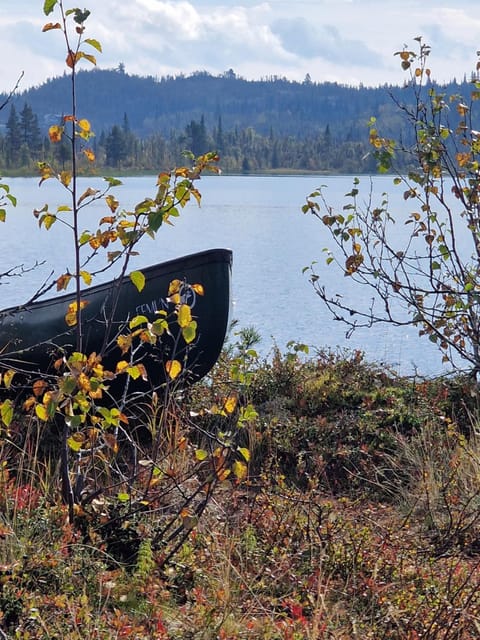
[130,270,145,292]
[166,359,182,380]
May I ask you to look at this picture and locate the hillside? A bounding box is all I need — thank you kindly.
[0,68,474,175]
[0,66,446,139]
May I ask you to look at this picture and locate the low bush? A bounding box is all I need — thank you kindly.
[2,339,480,637]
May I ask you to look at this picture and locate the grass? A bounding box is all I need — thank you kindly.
[1,337,480,638]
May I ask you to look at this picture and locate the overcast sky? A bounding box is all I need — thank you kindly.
[1,0,479,93]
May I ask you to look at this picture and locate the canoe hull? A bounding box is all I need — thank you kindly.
[0,248,232,390]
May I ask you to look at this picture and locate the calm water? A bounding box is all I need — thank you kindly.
[0,174,456,377]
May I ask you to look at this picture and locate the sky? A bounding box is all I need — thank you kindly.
[1,0,479,93]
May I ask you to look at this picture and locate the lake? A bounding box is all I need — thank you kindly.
[0,174,457,377]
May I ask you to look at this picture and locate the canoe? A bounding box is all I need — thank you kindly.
[0,248,232,391]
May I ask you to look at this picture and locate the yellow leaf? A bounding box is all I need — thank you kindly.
[191,283,205,296]
[127,364,147,381]
[65,300,89,327]
[116,334,132,355]
[35,404,49,421]
[82,53,97,66]
[23,396,36,412]
[232,460,248,481]
[125,365,141,380]
[118,219,135,229]
[67,432,85,452]
[195,449,208,461]
[78,372,91,392]
[151,318,168,336]
[190,187,202,206]
[3,369,15,390]
[129,315,148,329]
[112,409,129,425]
[456,152,471,168]
[83,148,95,162]
[223,395,237,414]
[115,360,129,374]
[38,162,55,184]
[69,352,87,367]
[0,400,14,428]
[48,124,63,143]
[105,195,119,213]
[130,270,145,292]
[92,362,104,377]
[157,171,171,185]
[238,447,250,462]
[85,38,102,53]
[182,321,197,344]
[166,359,182,380]
[168,279,182,296]
[177,304,192,328]
[40,213,57,230]
[80,270,92,286]
[43,390,56,408]
[60,170,72,187]
[78,118,91,132]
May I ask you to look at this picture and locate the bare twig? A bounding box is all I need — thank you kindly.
[0,71,24,111]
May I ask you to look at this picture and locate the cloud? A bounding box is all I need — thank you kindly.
[93,0,293,77]
[1,0,480,91]
[271,17,382,68]
[0,17,65,89]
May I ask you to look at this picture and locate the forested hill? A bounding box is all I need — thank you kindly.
[0,67,462,139]
[0,68,471,174]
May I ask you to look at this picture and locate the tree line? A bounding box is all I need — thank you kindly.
[0,102,378,174]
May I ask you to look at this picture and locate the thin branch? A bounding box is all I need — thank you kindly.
[0,71,24,112]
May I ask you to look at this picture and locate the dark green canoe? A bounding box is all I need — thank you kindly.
[0,248,232,390]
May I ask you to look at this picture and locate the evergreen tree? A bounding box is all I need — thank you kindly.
[121,112,135,162]
[324,124,332,150]
[105,124,127,167]
[55,137,71,169]
[5,104,21,168]
[20,103,42,153]
[271,141,280,169]
[214,115,224,153]
[185,116,209,156]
